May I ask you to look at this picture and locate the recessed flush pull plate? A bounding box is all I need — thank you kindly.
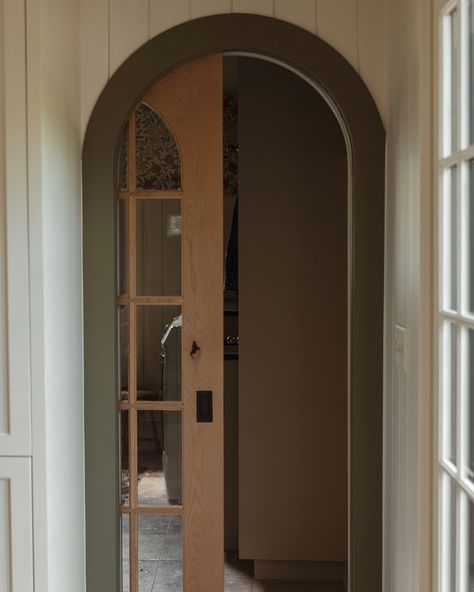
[196,391,213,422]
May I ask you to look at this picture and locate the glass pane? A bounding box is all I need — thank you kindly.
[136,200,181,296]
[136,103,181,191]
[469,497,474,591]
[137,306,182,402]
[444,9,458,156]
[118,200,129,296]
[118,305,129,401]
[446,477,457,592]
[469,329,474,482]
[443,322,457,465]
[443,166,457,311]
[120,410,130,506]
[470,161,474,313]
[137,411,182,506]
[121,513,130,592]
[224,94,238,199]
[470,1,474,144]
[137,515,183,592]
[118,123,128,191]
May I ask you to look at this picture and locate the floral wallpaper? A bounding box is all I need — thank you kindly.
[117,97,237,195]
[118,122,128,190]
[135,102,182,191]
[224,94,238,199]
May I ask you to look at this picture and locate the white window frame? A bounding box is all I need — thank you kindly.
[436,0,474,590]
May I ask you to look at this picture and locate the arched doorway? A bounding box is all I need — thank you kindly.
[83,14,385,592]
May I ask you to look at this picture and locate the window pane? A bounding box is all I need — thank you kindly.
[470,1,474,144]
[224,94,238,199]
[118,305,129,401]
[469,497,474,591]
[470,161,474,313]
[137,410,182,507]
[442,322,457,466]
[444,9,459,156]
[441,475,457,592]
[118,122,128,191]
[121,513,130,592]
[448,478,457,592]
[443,166,458,311]
[120,410,130,506]
[137,515,183,592]
[136,199,181,296]
[136,103,181,191]
[137,305,181,402]
[469,329,474,483]
[118,200,128,296]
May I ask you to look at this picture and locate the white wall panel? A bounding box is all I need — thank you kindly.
[0,458,33,592]
[0,0,7,441]
[110,0,149,75]
[81,0,109,136]
[0,0,31,457]
[384,0,433,589]
[359,0,387,124]
[190,0,231,19]
[274,0,316,33]
[317,0,359,72]
[232,0,273,16]
[150,0,190,37]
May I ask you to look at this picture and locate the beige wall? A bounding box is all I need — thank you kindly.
[238,58,348,563]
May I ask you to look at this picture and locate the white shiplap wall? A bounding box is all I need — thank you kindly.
[81,0,387,137]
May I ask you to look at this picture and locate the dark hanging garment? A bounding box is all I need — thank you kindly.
[224,201,238,291]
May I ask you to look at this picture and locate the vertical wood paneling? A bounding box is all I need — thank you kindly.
[110,0,149,76]
[232,0,273,16]
[359,0,387,123]
[150,0,190,37]
[274,0,316,33]
[317,0,359,71]
[0,0,31,456]
[190,0,231,19]
[81,0,109,136]
[0,459,33,592]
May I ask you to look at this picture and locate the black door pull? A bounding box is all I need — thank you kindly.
[190,340,201,357]
[196,390,213,422]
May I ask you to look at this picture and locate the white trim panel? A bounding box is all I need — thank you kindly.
[0,0,31,456]
[0,457,33,591]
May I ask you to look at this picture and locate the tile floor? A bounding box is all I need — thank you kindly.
[122,514,345,592]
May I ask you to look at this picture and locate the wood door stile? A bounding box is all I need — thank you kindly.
[145,55,224,592]
[126,112,139,592]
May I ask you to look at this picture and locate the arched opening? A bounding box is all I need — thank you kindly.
[83,14,384,592]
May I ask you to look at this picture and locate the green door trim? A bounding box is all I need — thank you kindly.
[82,14,385,592]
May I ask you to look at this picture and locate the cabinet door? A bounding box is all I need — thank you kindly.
[0,458,34,591]
[0,0,31,457]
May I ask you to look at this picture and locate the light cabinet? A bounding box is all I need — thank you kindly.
[0,458,33,591]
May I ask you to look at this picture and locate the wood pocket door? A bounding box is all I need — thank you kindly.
[117,54,223,592]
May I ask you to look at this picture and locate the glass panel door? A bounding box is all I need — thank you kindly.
[116,55,223,592]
